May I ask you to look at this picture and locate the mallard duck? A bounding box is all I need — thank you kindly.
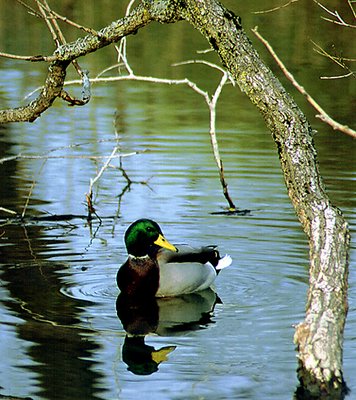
[117,219,232,297]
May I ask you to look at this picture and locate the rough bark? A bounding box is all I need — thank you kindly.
[0,4,153,123]
[146,0,350,396]
[0,0,350,396]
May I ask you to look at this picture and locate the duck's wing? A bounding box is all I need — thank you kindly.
[156,245,231,297]
[158,245,232,271]
[158,245,217,265]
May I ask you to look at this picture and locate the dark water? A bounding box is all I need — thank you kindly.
[0,1,355,399]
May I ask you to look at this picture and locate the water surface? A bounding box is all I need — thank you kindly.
[0,1,355,399]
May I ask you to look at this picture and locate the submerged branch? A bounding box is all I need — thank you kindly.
[208,71,236,210]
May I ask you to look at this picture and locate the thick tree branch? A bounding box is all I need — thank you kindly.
[0,3,153,123]
[153,0,349,396]
[0,61,69,123]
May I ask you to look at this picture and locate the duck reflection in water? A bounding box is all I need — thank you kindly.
[116,288,220,375]
[116,219,231,375]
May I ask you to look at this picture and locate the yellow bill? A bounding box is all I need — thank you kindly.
[154,234,178,252]
[151,346,177,364]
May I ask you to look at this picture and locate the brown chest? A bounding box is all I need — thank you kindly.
[117,257,160,297]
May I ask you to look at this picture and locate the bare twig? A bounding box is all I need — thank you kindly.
[0,153,139,163]
[209,72,236,210]
[13,0,91,106]
[174,61,237,209]
[348,0,356,19]
[1,1,99,63]
[252,27,356,139]
[320,72,354,80]
[253,0,299,14]
[173,59,230,77]
[36,0,85,77]
[15,0,41,18]
[22,159,47,219]
[43,8,100,36]
[26,74,215,100]
[0,136,142,164]
[311,40,355,79]
[88,145,120,200]
[0,52,55,62]
[114,33,237,209]
[313,0,356,28]
[36,0,61,47]
[0,207,17,215]
[312,41,347,70]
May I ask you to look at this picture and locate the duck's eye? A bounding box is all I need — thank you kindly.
[146,227,154,232]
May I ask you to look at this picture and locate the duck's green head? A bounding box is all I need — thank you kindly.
[124,219,177,257]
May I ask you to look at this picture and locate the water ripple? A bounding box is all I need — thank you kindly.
[60,273,118,304]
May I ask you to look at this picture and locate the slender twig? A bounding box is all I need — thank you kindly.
[0,207,17,215]
[15,0,41,17]
[252,27,356,139]
[85,18,237,209]
[348,0,356,19]
[36,0,61,47]
[23,75,200,100]
[320,16,356,28]
[33,0,90,106]
[0,52,55,62]
[2,1,99,62]
[96,63,124,78]
[253,0,299,14]
[320,72,354,80]
[312,41,346,69]
[22,159,47,219]
[311,40,355,79]
[36,0,85,76]
[208,72,236,209]
[0,153,139,163]
[0,136,142,164]
[88,145,120,199]
[43,8,99,36]
[313,0,356,28]
[173,59,228,76]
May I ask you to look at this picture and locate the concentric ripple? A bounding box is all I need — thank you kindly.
[59,272,118,304]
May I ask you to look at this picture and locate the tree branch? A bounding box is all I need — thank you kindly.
[313,0,356,28]
[0,2,153,123]
[0,51,55,62]
[252,28,356,139]
[252,0,300,14]
[164,0,350,395]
